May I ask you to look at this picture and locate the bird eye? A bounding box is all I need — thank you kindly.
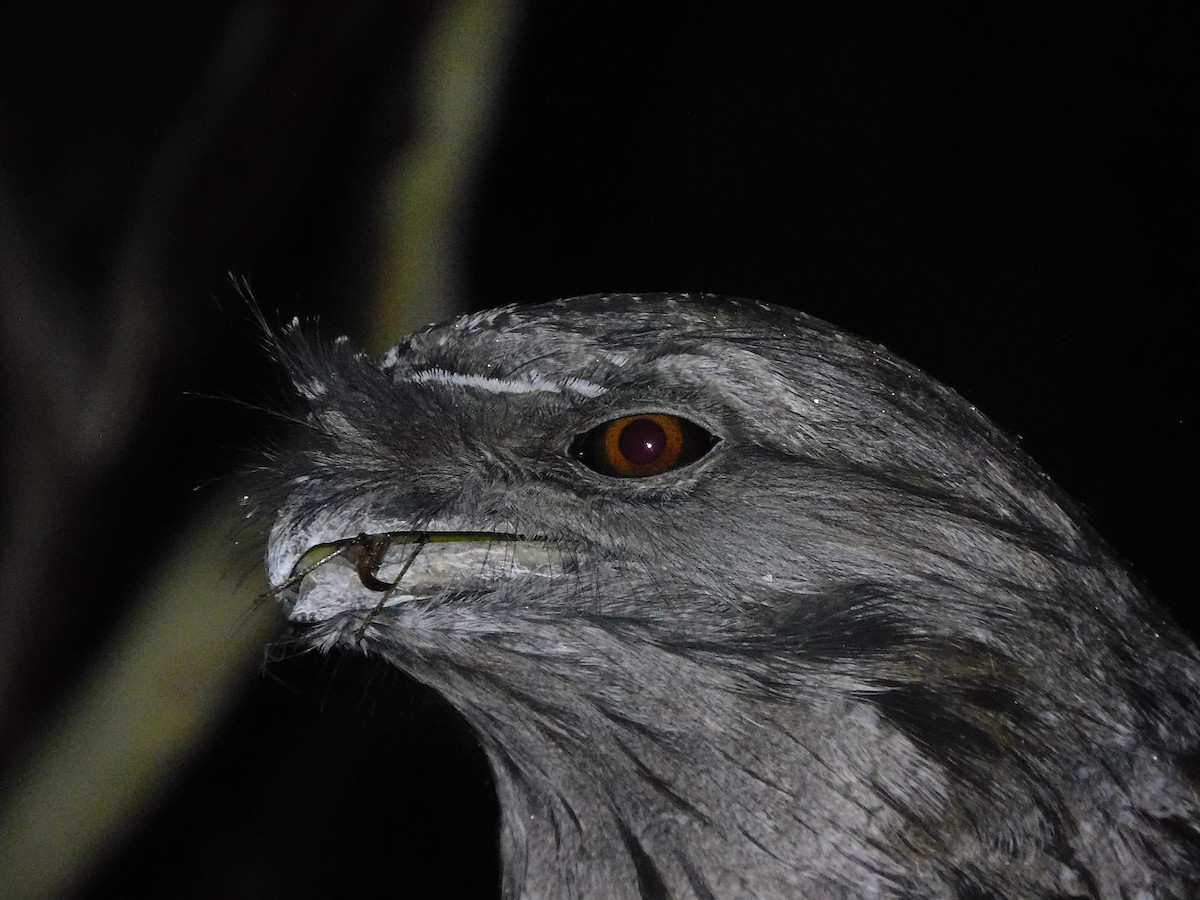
[570,413,718,478]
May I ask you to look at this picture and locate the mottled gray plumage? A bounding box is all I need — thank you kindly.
[259,293,1200,898]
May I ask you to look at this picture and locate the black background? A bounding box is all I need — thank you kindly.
[0,3,1193,897]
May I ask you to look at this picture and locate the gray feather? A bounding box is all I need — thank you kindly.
[258,293,1200,898]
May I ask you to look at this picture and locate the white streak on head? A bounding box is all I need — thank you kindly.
[405,368,606,398]
[559,377,607,398]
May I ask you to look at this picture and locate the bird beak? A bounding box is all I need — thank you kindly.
[267,517,568,625]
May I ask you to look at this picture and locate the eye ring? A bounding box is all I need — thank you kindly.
[570,413,718,478]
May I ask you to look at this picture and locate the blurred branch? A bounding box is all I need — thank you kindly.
[0,164,75,743]
[370,0,525,348]
[83,2,278,465]
[0,2,277,729]
[0,0,524,897]
[0,500,277,900]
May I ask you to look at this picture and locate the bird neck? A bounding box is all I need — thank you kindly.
[424,633,915,898]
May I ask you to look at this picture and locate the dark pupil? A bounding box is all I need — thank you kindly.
[618,417,666,464]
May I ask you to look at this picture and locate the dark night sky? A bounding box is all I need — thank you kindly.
[0,3,1194,897]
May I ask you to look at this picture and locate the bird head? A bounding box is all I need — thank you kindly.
[258,293,1200,897]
